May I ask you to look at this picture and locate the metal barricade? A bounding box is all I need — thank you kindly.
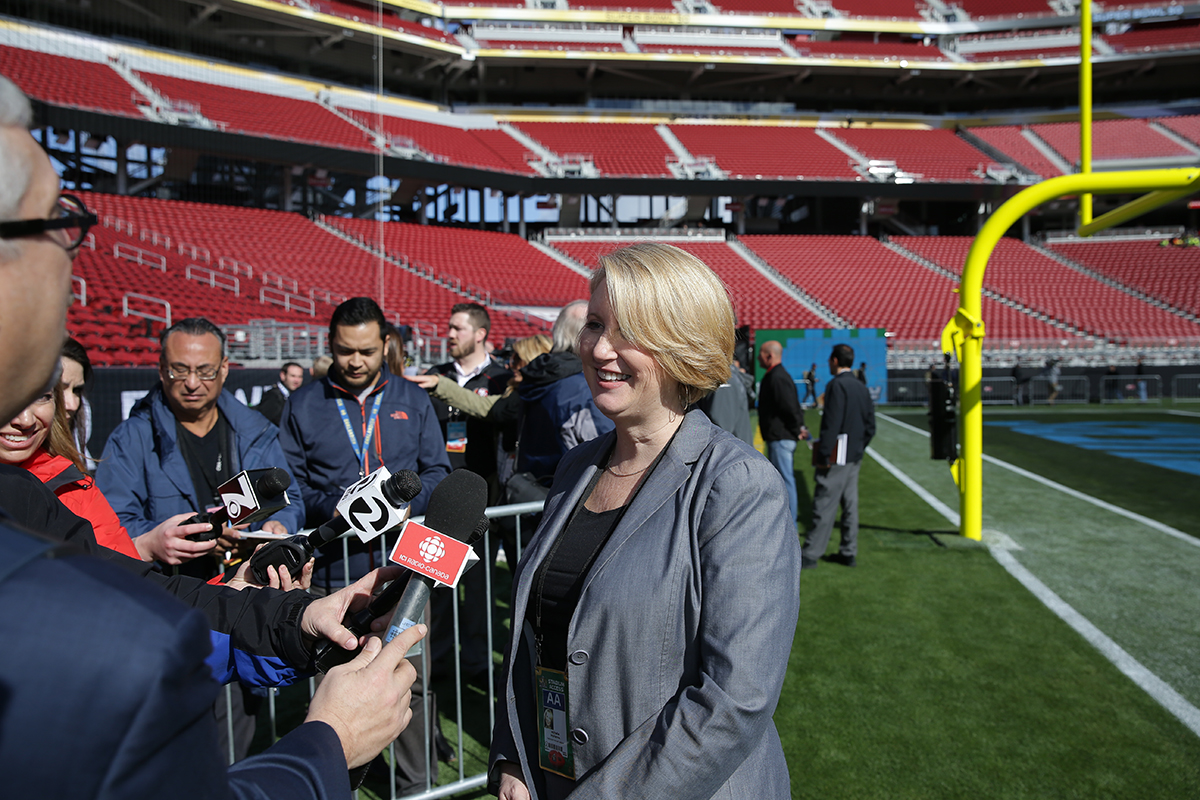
[245,499,546,799]
[1028,375,1089,405]
[888,377,929,406]
[1171,374,1200,402]
[980,376,1016,405]
[1100,374,1162,404]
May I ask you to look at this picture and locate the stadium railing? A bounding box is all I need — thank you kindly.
[1100,374,1162,404]
[888,376,1016,406]
[224,499,546,798]
[1170,374,1200,402]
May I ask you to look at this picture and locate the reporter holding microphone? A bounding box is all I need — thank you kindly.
[490,244,801,800]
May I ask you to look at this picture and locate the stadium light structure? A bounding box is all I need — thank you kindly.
[941,166,1200,542]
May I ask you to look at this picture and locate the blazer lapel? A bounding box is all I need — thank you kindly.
[581,410,715,594]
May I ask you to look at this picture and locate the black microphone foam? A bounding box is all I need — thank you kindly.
[256,467,291,499]
[383,469,422,507]
[423,468,488,543]
[466,515,489,546]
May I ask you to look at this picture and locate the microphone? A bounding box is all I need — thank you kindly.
[312,469,488,673]
[383,514,489,648]
[185,468,292,542]
[248,468,421,584]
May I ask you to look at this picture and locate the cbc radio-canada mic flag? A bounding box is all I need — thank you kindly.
[388,519,479,588]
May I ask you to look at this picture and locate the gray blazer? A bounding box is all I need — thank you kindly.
[490,410,801,800]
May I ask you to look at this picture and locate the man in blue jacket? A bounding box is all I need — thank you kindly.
[280,296,450,795]
[97,316,307,760]
[97,317,305,572]
[280,297,449,589]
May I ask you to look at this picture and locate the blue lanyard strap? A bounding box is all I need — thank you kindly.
[335,393,384,473]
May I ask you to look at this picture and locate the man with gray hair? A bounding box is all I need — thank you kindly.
[0,74,425,799]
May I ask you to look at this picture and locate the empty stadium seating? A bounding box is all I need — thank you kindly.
[824,0,923,19]
[667,125,862,180]
[826,128,992,183]
[343,110,537,174]
[0,46,142,117]
[70,193,544,357]
[136,71,375,152]
[966,125,1064,179]
[512,121,678,177]
[1148,115,1200,148]
[548,238,830,332]
[479,40,628,53]
[793,36,945,60]
[1049,239,1200,318]
[743,235,1067,343]
[893,236,1200,341]
[954,0,1059,19]
[1030,119,1193,164]
[311,0,457,43]
[1106,20,1200,54]
[331,218,590,308]
[637,43,788,56]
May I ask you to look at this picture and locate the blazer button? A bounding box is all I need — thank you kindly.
[568,649,589,666]
[570,728,589,745]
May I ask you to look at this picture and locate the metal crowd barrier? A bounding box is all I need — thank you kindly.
[226,499,546,799]
[1100,374,1162,404]
[1171,374,1200,402]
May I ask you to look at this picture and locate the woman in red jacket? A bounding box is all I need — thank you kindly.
[0,382,145,559]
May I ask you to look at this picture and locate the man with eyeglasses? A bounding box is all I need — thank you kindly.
[96,316,306,761]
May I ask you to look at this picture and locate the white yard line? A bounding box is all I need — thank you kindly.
[867,419,1200,738]
[877,413,1200,549]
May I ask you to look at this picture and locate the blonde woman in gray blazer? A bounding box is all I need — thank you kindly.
[490,243,801,800]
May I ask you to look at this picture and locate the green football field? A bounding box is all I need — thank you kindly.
[783,404,1200,799]
[257,404,1200,799]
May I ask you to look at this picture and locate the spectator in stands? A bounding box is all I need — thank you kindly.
[490,243,799,800]
[311,354,332,379]
[0,72,425,800]
[757,340,806,525]
[255,361,304,425]
[509,299,613,492]
[279,296,449,795]
[60,337,95,468]
[801,343,876,571]
[96,316,307,761]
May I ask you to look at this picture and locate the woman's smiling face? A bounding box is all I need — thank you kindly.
[0,391,54,465]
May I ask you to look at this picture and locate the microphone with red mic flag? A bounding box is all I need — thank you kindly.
[311,468,488,673]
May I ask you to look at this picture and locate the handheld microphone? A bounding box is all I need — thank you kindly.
[185,468,292,542]
[382,514,489,647]
[248,468,421,584]
[312,469,488,674]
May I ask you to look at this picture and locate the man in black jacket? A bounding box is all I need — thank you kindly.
[802,343,876,569]
[758,340,806,525]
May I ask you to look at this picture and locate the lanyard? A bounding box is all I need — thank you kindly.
[335,393,383,476]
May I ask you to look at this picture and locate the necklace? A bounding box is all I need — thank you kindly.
[606,463,651,478]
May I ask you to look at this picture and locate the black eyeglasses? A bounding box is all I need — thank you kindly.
[0,194,98,251]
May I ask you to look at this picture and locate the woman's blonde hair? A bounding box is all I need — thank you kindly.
[512,334,552,368]
[590,242,735,408]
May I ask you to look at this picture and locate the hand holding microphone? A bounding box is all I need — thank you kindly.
[248,468,422,584]
[312,469,489,673]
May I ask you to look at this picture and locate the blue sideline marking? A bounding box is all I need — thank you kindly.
[984,420,1200,477]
